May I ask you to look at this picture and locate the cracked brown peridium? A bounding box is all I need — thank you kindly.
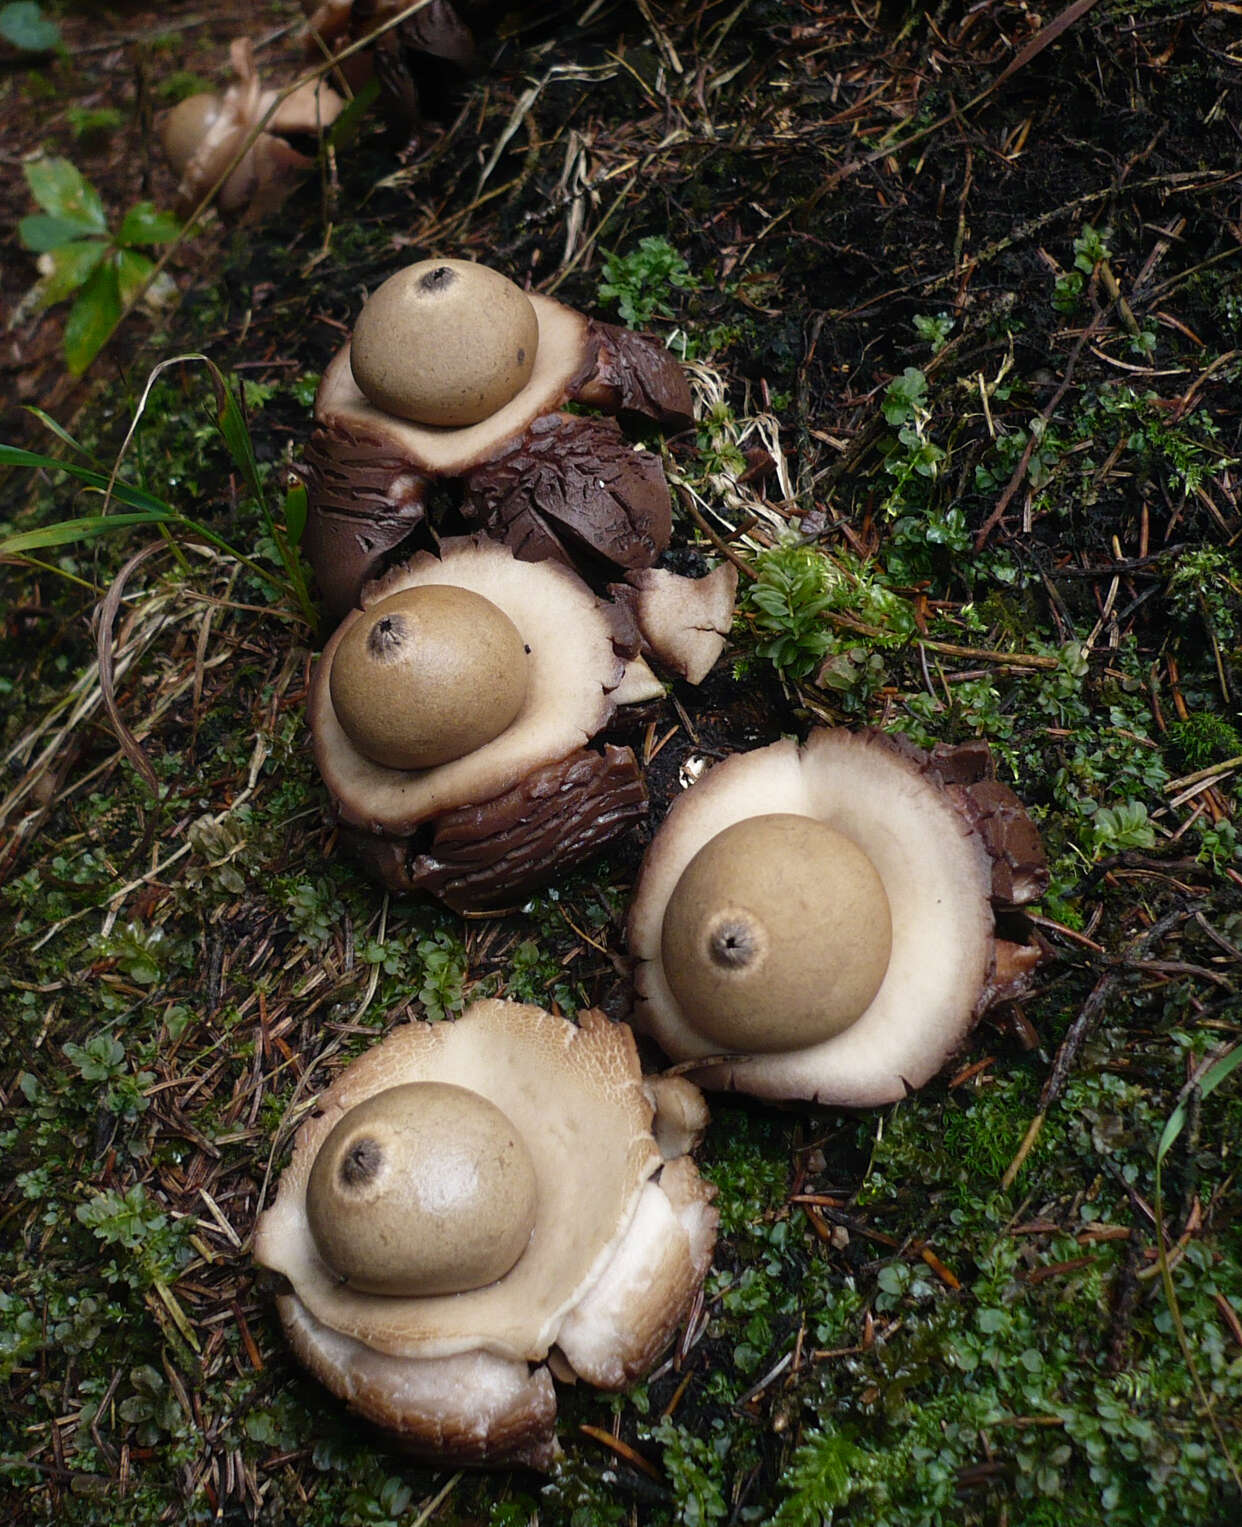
[299,258,693,620]
[629,728,1049,1106]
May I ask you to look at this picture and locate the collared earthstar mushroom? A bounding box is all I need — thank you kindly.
[158,39,344,219]
[310,533,669,908]
[629,728,1048,1105]
[300,257,694,619]
[253,999,718,1467]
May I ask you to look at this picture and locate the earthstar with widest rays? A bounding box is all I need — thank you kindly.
[254,1000,717,1468]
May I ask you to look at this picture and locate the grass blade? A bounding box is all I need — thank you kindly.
[0,442,171,514]
[1157,1041,1242,1166]
[0,512,172,554]
[23,405,103,466]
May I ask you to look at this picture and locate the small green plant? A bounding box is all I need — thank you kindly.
[67,104,125,143]
[650,1415,730,1527]
[773,1426,897,1525]
[118,1365,188,1446]
[0,356,316,632]
[597,235,699,327]
[75,1184,191,1292]
[882,365,931,427]
[1168,712,1242,769]
[19,157,181,375]
[879,366,947,530]
[62,1033,154,1127]
[415,929,467,1021]
[1054,223,1111,311]
[746,542,835,679]
[0,1,60,51]
[913,311,954,353]
[975,418,1063,494]
[1086,800,1157,855]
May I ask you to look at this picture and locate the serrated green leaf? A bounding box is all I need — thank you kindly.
[23,158,107,231]
[116,202,181,248]
[31,238,107,310]
[18,212,95,252]
[63,261,122,375]
[0,2,61,51]
[115,248,156,307]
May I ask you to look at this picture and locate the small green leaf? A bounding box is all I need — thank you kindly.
[18,212,95,252]
[63,260,122,376]
[283,482,308,546]
[32,238,107,310]
[23,158,107,232]
[115,248,157,307]
[327,75,380,150]
[0,2,61,51]
[116,202,181,248]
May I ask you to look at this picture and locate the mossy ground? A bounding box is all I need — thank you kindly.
[2,2,1241,1524]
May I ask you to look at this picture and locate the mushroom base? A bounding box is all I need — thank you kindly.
[274,1140,716,1468]
[339,743,647,910]
[278,1296,560,1469]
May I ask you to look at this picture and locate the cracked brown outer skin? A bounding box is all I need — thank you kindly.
[300,427,430,620]
[370,0,476,126]
[339,745,647,910]
[298,311,690,608]
[573,322,696,430]
[890,733,1050,1011]
[308,2,477,118]
[463,413,673,571]
[950,777,1051,907]
[870,732,1050,910]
